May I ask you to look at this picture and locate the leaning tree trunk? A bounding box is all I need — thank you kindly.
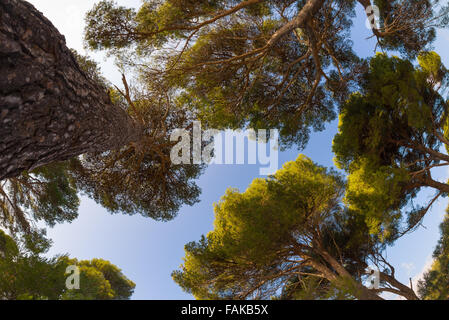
[0,0,142,180]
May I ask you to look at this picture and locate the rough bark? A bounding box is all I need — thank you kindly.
[316,248,384,300]
[380,272,419,300]
[0,0,143,180]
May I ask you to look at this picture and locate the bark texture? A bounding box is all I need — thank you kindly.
[0,0,142,180]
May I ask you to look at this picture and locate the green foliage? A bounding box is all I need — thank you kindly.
[0,230,68,300]
[333,52,449,238]
[279,275,355,300]
[68,83,204,221]
[418,211,449,300]
[173,155,375,300]
[0,162,79,234]
[84,0,447,149]
[84,0,138,51]
[4,0,448,301]
[0,230,135,300]
[61,258,135,300]
[0,51,204,229]
[84,0,358,148]
[71,50,109,88]
[344,159,406,239]
[371,0,449,58]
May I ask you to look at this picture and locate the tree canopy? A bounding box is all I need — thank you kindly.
[418,209,449,300]
[0,50,204,235]
[67,76,205,221]
[0,162,79,235]
[84,0,449,148]
[3,0,449,301]
[66,53,205,221]
[0,229,135,300]
[333,52,449,239]
[60,257,136,300]
[173,155,417,300]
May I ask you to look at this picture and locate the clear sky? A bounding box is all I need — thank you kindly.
[27,0,449,300]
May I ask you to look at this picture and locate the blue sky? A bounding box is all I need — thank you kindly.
[28,0,449,299]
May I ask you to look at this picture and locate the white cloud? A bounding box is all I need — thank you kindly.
[411,256,435,292]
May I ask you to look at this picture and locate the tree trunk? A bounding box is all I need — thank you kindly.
[317,248,384,300]
[0,0,142,181]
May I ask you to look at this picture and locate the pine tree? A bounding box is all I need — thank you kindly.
[333,52,449,238]
[0,0,143,180]
[418,210,449,300]
[84,0,448,147]
[1,1,204,226]
[0,229,135,300]
[173,155,417,300]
